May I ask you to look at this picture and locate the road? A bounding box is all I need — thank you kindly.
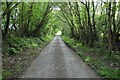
[22,36,99,78]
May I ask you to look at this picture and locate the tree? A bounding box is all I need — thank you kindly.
[32,2,52,37]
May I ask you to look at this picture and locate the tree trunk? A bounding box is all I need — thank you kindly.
[24,3,34,36]
[3,2,11,38]
[112,2,117,50]
[92,1,98,41]
[107,2,112,51]
[86,2,93,47]
[76,2,84,42]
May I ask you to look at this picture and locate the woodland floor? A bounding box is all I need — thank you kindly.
[22,36,99,78]
[3,47,42,78]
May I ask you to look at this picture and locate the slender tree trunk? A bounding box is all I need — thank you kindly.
[84,7,89,45]
[68,2,77,39]
[1,2,20,21]
[3,2,11,38]
[22,3,34,36]
[112,2,117,50]
[86,2,93,47]
[76,2,84,42]
[107,2,112,51]
[19,2,24,37]
[92,1,97,41]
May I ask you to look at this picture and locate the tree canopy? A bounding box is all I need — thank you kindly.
[1,1,120,78]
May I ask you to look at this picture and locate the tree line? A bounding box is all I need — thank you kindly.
[1,2,53,38]
[1,1,120,52]
[56,1,120,51]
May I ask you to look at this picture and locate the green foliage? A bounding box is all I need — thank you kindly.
[1,1,120,78]
[2,34,54,56]
[41,35,53,42]
[31,42,38,48]
[2,34,53,78]
[2,70,12,78]
[8,47,18,55]
[62,36,120,78]
[3,35,44,55]
[85,57,92,62]
[98,67,119,78]
[62,36,74,46]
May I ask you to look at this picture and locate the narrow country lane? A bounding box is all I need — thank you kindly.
[22,36,99,78]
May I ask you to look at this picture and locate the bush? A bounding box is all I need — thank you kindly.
[2,70,12,78]
[85,57,92,62]
[98,67,119,78]
[8,47,17,55]
[3,34,53,55]
[31,42,38,48]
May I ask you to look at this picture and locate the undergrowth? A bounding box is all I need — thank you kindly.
[62,36,120,78]
[2,34,53,78]
[3,34,53,55]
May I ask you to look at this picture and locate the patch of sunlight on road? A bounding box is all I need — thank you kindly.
[56,31,62,35]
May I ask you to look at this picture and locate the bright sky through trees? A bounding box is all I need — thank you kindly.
[56,31,62,35]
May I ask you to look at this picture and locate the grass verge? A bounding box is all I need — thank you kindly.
[62,36,120,78]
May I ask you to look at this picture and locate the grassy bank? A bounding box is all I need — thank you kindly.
[2,35,53,78]
[62,36,120,78]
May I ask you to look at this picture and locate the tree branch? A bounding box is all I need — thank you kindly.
[0,2,20,21]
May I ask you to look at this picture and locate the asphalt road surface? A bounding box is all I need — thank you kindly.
[22,36,99,78]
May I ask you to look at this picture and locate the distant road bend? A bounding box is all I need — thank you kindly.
[22,36,99,78]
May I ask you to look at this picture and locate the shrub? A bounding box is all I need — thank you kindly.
[8,47,17,55]
[31,42,38,48]
[3,34,53,55]
[2,70,12,78]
